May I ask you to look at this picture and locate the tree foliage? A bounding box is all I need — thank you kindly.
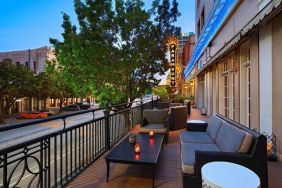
[50,0,181,106]
[45,60,76,111]
[0,59,51,123]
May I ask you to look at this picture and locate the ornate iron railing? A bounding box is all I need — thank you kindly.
[0,98,157,188]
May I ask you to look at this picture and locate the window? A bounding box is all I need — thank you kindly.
[25,61,29,68]
[247,66,251,127]
[224,75,229,117]
[201,7,205,30]
[240,46,251,127]
[197,20,201,36]
[33,61,37,71]
[223,61,228,71]
[16,61,20,66]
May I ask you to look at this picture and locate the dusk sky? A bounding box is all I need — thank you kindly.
[0,0,195,52]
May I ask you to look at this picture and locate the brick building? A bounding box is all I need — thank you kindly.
[182,33,195,96]
[0,47,55,113]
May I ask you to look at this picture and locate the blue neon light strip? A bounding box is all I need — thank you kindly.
[184,0,237,78]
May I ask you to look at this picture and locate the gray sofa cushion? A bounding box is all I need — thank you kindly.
[143,109,168,124]
[181,143,220,174]
[180,131,214,144]
[206,116,223,140]
[139,124,167,134]
[216,122,247,152]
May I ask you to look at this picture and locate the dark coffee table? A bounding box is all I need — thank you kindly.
[105,134,164,188]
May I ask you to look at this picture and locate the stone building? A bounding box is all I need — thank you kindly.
[184,0,282,158]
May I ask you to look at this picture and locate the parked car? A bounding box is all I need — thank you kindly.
[18,112,48,119]
[39,109,55,116]
[76,102,90,110]
[62,104,80,111]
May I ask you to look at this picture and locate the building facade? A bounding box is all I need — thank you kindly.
[0,47,55,113]
[182,33,195,96]
[184,0,282,158]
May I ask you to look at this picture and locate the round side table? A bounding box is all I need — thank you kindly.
[201,162,260,188]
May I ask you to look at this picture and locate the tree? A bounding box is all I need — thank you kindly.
[153,86,169,99]
[45,60,76,112]
[50,0,181,106]
[0,59,35,123]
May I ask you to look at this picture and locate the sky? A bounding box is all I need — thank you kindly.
[0,0,195,52]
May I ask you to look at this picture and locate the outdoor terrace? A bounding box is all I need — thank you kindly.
[67,109,282,188]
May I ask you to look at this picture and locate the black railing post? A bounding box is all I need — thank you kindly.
[103,107,111,150]
[2,154,8,188]
[140,98,143,124]
[151,95,154,109]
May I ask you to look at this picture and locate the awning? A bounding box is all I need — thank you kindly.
[187,0,282,79]
[183,0,238,78]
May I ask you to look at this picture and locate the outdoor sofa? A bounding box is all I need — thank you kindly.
[180,114,268,188]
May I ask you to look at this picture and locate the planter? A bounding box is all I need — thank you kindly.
[201,107,206,115]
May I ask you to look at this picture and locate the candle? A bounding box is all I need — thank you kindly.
[134,144,140,154]
[149,131,154,138]
[135,154,140,161]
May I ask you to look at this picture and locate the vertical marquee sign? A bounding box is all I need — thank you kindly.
[170,44,176,87]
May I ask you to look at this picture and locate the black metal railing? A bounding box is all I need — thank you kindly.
[0,97,157,188]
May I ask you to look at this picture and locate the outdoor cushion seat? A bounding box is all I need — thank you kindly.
[181,143,220,175]
[216,122,253,153]
[180,114,267,188]
[139,124,167,134]
[140,109,169,143]
[180,131,214,144]
[206,116,223,140]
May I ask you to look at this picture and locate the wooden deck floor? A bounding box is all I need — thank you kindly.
[67,109,281,188]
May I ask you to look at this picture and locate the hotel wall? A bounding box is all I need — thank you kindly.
[209,0,258,58]
[192,0,282,157]
[272,12,282,158]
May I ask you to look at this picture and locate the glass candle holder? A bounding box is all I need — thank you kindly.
[149,131,154,138]
[134,144,140,154]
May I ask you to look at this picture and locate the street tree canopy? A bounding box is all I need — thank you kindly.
[0,59,51,123]
[50,0,181,106]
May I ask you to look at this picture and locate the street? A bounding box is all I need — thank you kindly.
[0,110,104,147]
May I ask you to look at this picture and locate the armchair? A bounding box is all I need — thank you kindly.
[139,109,169,144]
[169,106,187,130]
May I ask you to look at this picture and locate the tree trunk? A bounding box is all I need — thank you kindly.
[29,97,32,112]
[37,97,39,111]
[0,99,5,124]
[43,99,47,110]
[59,98,64,112]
